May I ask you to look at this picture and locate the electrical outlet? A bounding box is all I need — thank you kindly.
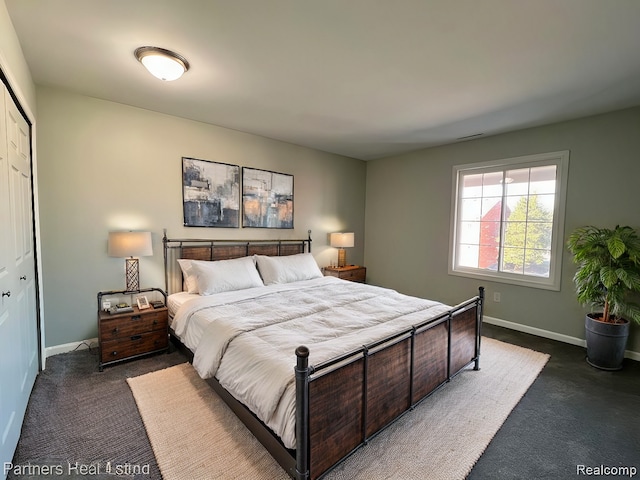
[493,292,501,303]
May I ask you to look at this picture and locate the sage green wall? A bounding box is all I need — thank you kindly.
[364,107,640,354]
[36,86,366,348]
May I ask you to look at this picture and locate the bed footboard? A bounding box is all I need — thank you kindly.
[295,287,484,480]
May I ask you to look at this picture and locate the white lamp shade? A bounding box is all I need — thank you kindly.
[330,232,355,248]
[108,231,153,257]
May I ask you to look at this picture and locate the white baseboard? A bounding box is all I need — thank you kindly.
[45,338,98,358]
[484,315,640,362]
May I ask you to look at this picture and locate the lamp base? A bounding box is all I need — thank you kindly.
[337,249,347,268]
[125,257,140,292]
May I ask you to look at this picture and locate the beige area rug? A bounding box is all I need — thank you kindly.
[127,338,549,480]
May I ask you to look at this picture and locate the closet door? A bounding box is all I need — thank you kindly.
[0,83,38,474]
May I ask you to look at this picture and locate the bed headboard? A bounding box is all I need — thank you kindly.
[162,229,312,294]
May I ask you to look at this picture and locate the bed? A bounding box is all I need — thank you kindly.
[163,231,484,480]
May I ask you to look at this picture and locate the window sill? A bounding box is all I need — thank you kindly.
[448,268,561,291]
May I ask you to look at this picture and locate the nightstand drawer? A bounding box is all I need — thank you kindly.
[100,330,168,363]
[341,269,365,283]
[324,266,366,283]
[100,310,168,339]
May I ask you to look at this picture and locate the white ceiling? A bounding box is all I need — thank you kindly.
[6,0,640,160]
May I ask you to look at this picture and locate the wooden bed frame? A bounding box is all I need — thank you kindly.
[163,231,484,480]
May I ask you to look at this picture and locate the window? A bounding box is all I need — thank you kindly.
[449,151,569,290]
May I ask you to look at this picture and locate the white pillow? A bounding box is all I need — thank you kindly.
[255,253,323,285]
[191,256,264,295]
[177,259,199,294]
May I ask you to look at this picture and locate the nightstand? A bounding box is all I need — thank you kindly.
[97,288,168,371]
[324,265,366,283]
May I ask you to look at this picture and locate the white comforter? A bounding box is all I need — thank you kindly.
[171,276,451,449]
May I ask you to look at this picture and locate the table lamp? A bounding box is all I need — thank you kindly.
[330,232,354,267]
[108,231,153,292]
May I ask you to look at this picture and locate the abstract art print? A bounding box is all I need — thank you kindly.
[242,167,293,228]
[182,157,240,227]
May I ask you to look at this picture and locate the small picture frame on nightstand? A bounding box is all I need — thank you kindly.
[136,295,150,310]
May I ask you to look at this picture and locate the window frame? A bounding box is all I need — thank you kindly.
[448,150,569,291]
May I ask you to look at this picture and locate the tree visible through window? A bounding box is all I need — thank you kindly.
[502,195,553,275]
[449,151,569,290]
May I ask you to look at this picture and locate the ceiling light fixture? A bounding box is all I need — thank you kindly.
[134,46,189,81]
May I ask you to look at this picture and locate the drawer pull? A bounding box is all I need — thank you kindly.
[112,327,119,334]
[131,335,142,341]
[131,315,141,321]
[153,320,158,325]
[111,351,118,356]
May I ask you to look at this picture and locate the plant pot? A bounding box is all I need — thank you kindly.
[584,313,630,370]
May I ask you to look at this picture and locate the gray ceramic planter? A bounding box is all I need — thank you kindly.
[585,313,630,370]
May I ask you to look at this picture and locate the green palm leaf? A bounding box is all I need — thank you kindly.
[567,225,640,324]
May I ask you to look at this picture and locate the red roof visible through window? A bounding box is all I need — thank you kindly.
[479,201,510,269]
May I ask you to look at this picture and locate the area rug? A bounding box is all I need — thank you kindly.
[127,337,549,480]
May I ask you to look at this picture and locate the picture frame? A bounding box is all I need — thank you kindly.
[182,157,240,227]
[242,167,294,229]
[136,296,150,310]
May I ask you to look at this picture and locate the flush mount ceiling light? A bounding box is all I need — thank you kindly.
[134,46,189,81]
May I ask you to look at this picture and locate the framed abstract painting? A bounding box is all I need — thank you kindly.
[242,167,293,229]
[182,157,240,227]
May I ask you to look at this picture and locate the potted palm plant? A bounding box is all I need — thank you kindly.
[567,225,640,370]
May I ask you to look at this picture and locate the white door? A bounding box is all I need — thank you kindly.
[0,82,38,475]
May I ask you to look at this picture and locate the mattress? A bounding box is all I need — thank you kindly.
[170,276,451,449]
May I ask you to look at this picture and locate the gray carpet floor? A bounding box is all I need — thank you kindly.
[8,324,640,480]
